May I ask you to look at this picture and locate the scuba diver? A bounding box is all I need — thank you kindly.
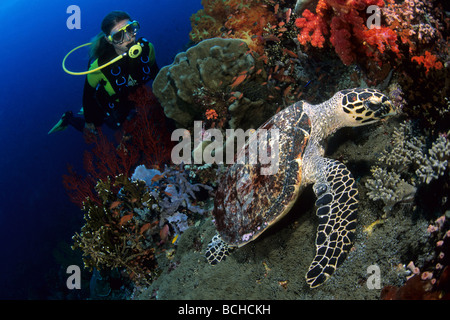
[49,11,159,135]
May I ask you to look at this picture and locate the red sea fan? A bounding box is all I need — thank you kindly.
[62,165,100,208]
[63,86,174,208]
[126,86,174,168]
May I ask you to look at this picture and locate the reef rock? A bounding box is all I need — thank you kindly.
[152,38,274,130]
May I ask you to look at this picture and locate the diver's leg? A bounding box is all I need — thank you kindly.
[48,111,85,134]
[67,113,86,132]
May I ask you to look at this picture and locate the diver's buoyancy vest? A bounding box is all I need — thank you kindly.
[100,38,153,99]
[90,38,153,116]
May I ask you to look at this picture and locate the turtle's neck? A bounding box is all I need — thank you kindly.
[302,93,344,143]
[301,94,345,185]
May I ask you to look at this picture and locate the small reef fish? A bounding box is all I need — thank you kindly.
[119,214,134,226]
[230,74,247,88]
[139,222,151,235]
[286,8,292,23]
[109,200,122,209]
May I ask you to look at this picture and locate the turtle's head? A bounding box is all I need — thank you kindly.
[337,88,396,127]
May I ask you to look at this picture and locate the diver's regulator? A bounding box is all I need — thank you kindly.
[62,41,144,76]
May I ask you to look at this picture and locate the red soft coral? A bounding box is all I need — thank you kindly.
[295,0,401,66]
[330,17,355,65]
[362,27,401,63]
[411,51,444,75]
[295,9,329,48]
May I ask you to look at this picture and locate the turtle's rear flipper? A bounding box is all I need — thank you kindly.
[306,158,358,288]
[206,234,232,265]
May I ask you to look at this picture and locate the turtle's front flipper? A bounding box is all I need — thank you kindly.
[306,158,358,288]
[205,234,232,265]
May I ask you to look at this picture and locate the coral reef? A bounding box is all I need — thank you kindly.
[152,38,276,131]
[189,0,277,54]
[291,0,449,127]
[129,112,446,300]
[64,86,215,290]
[365,166,416,214]
[365,120,450,213]
[72,165,213,287]
[61,0,450,300]
[381,212,450,299]
[63,86,173,208]
[294,0,400,66]
[185,0,449,126]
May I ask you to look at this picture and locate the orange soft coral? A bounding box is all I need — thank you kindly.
[224,1,277,54]
[189,9,222,42]
[189,0,276,54]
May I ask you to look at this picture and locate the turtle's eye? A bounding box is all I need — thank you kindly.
[369,100,396,119]
[364,97,382,111]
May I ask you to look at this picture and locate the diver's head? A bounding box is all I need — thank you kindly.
[102,11,139,54]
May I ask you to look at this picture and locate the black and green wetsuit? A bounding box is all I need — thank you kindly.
[73,38,159,131]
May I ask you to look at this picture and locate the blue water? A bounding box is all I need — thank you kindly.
[0,0,202,299]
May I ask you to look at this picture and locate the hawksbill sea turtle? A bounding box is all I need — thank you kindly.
[205,88,396,288]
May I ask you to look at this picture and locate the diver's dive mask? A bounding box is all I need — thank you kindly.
[107,20,140,44]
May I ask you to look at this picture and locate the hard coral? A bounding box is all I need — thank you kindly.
[153,38,273,131]
[366,119,450,231]
[365,166,416,214]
